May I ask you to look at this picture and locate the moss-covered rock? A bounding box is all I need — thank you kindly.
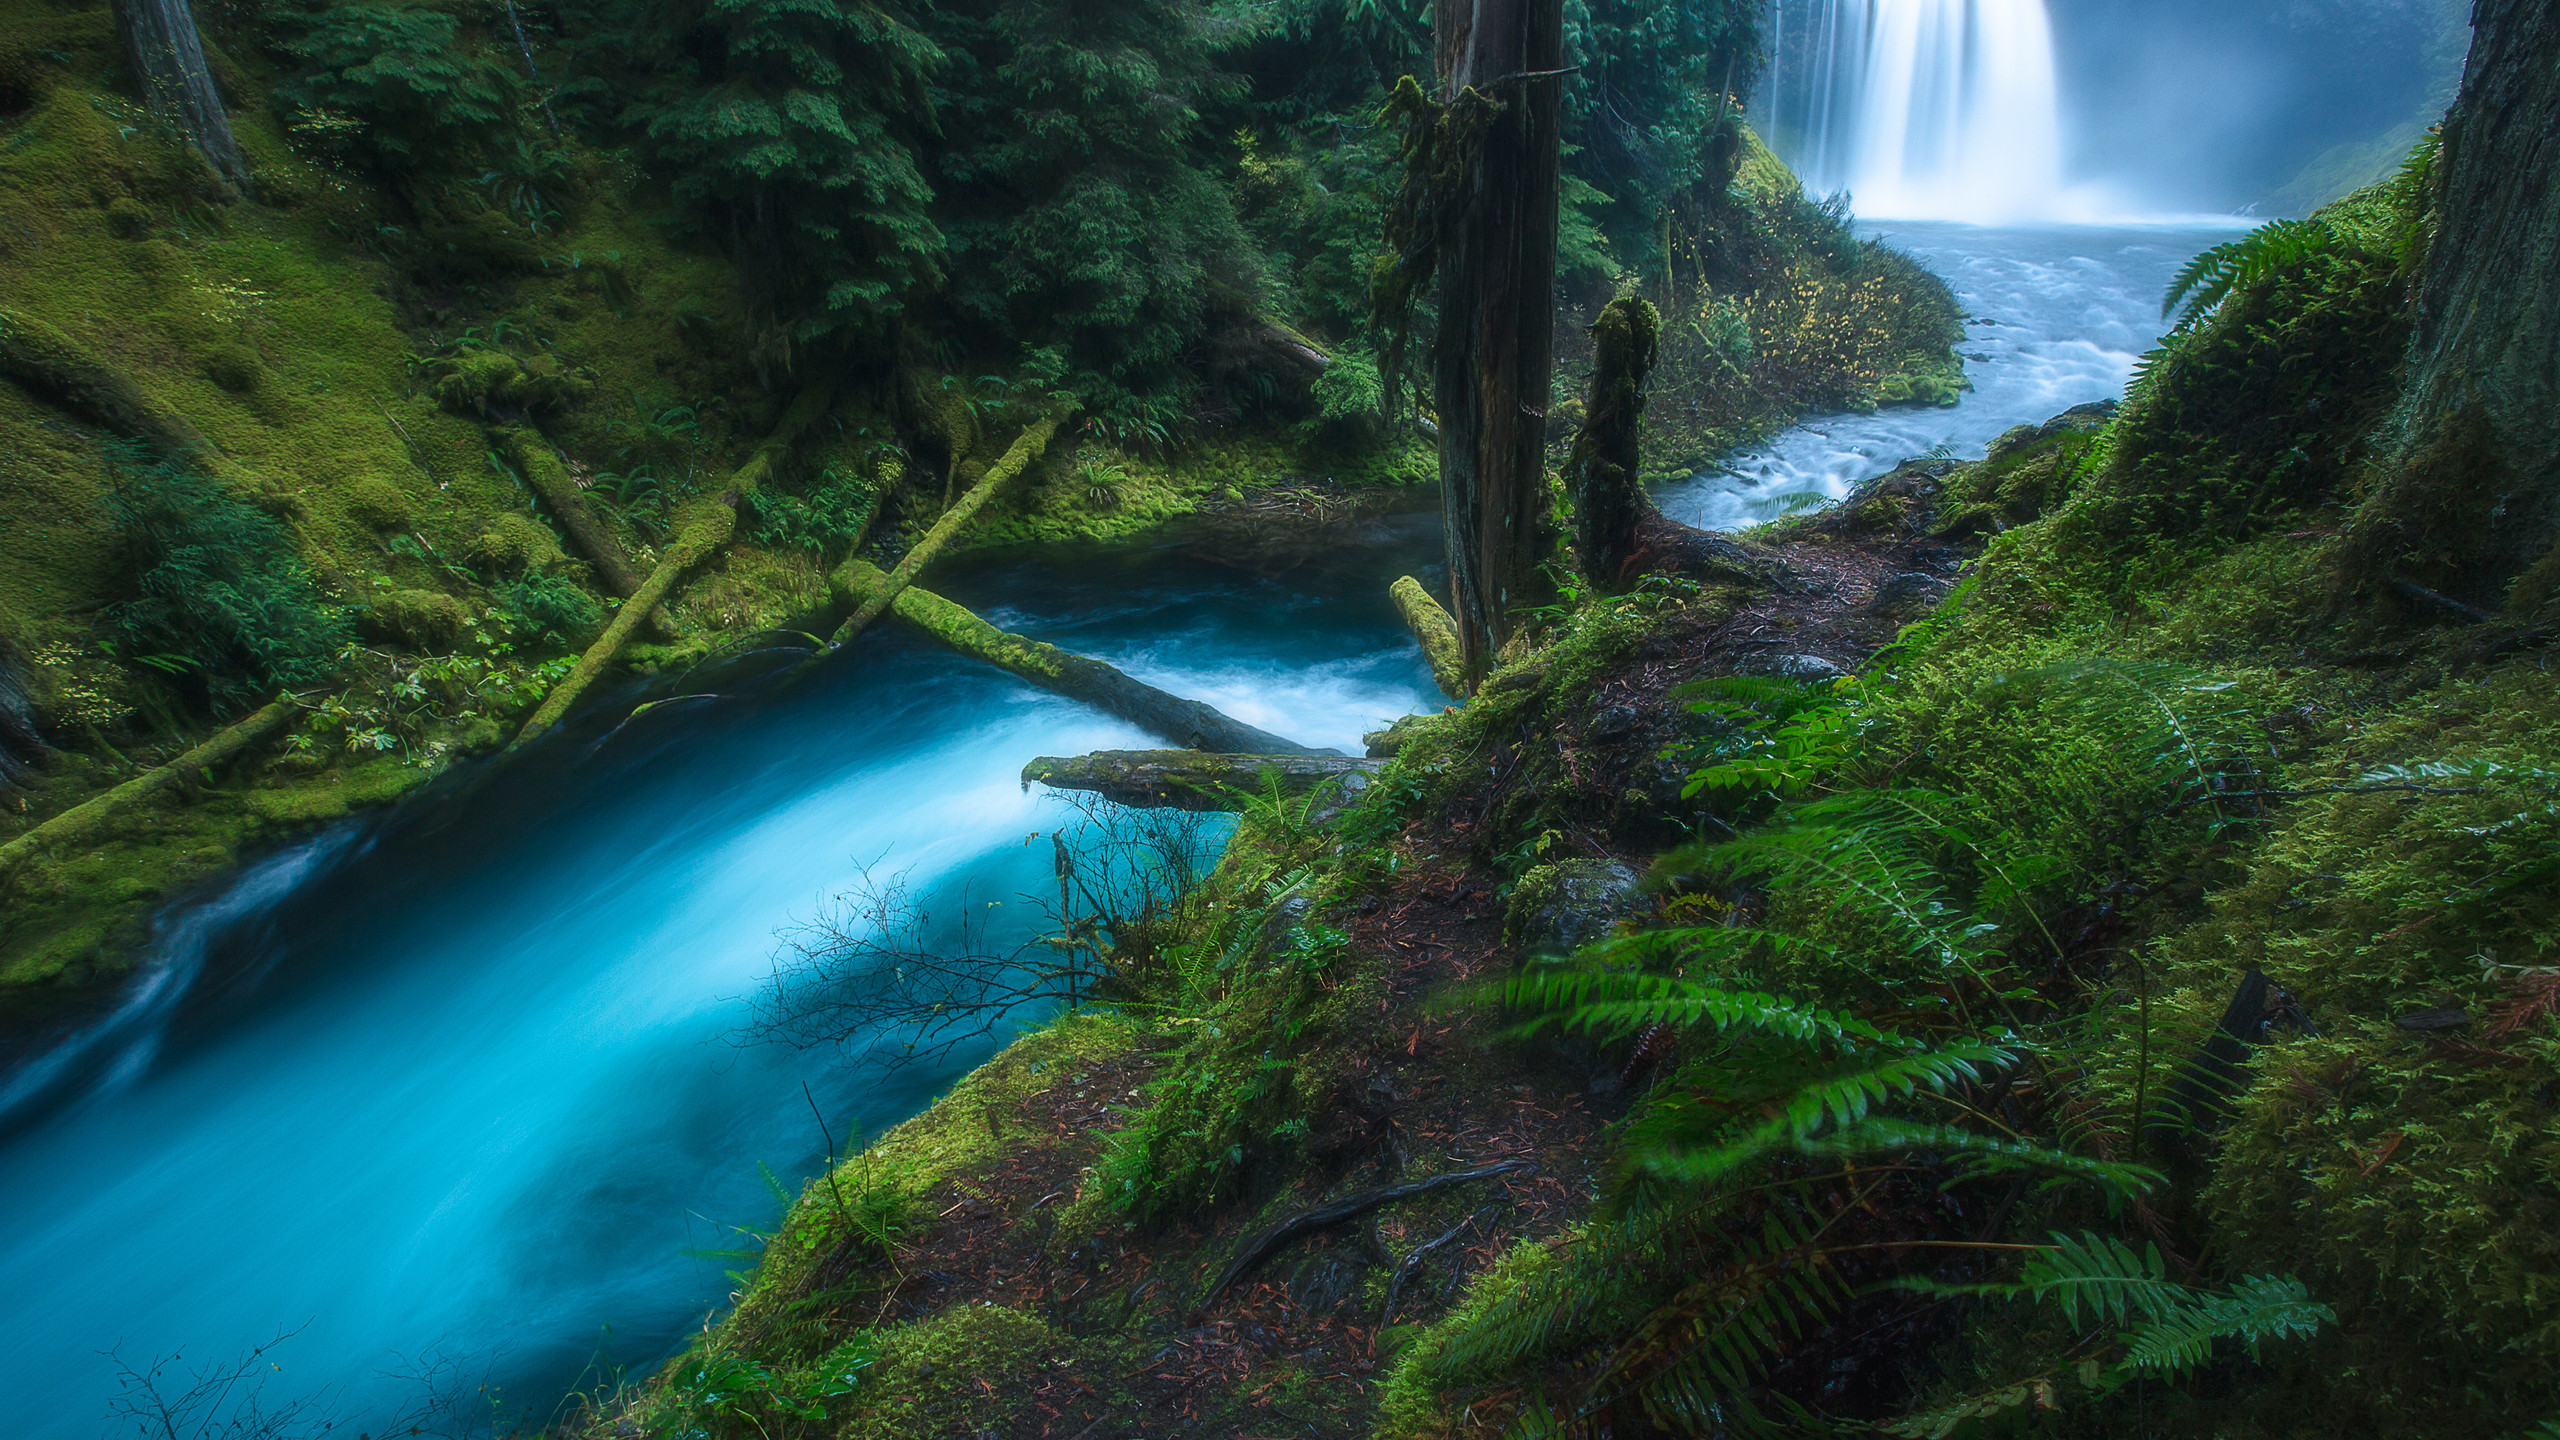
[342,473,414,531]
[1502,859,1645,956]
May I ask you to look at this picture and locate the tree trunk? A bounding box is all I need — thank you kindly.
[1389,575,1467,699]
[2351,0,2560,617]
[114,0,250,196]
[833,561,1324,756]
[0,697,295,881]
[1432,0,1566,681]
[824,409,1067,650]
[1022,750,1381,812]
[1567,296,1661,592]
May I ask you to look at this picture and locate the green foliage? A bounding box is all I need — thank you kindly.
[924,0,1255,420]
[2162,218,2347,331]
[495,572,602,642]
[274,6,517,179]
[611,0,946,347]
[753,464,879,558]
[100,447,350,708]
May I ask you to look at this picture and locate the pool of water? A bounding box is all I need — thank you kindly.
[1652,220,2247,530]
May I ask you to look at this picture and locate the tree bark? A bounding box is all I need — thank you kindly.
[1432,0,1566,681]
[114,0,251,195]
[833,561,1323,755]
[1567,296,1661,592]
[2350,0,2560,617]
[1022,750,1381,812]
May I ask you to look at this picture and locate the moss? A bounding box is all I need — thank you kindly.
[365,588,470,651]
[342,473,415,530]
[828,1304,1073,1439]
[466,513,568,576]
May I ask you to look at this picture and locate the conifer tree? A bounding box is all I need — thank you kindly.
[618,0,946,353]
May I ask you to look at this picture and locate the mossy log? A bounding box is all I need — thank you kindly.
[0,697,296,880]
[1390,575,1468,700]
[1022,750,1380,811]
[825,410,1068,650]
[833,560,1322,755]
[501,429,646,598]
[0,307,209,456]
[513,384,834,744]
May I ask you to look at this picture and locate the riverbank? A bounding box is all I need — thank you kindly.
[602,162,2560,1438]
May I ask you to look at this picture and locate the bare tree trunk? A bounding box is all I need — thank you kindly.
[1432,0,1565,681]
[2350,0,2560,617]
[1567,296,1660,592]
[114,0,251,196]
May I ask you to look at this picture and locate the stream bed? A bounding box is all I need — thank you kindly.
[0,222,2236,1436]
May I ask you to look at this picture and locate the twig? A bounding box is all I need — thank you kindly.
[1379,1205,1493,1330]
[2393,577,2498,624]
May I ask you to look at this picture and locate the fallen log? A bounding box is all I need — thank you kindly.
[0,697,297,880]
[1192,1160,1530,1317]
[501,428,646,598]
[1022,750,1380,811]
[1390,575,1467,700]
[834,560,1321,755]
[513,383,834,744]
[824,408,1068,651]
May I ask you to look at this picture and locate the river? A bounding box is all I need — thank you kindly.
[0,220,2233,1437]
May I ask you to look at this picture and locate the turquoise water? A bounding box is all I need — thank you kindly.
[0,539,1441,1437]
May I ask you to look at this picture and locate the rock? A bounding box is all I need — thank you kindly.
[1503,860,1646,957]
[1364,713,1435,758]
[1587,703,1639,742]
[1737,651,1844,683]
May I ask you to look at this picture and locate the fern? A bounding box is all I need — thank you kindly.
[1900,1230,2332,1388]
[2161,217,2345,330]
[1502,971,1886,1051]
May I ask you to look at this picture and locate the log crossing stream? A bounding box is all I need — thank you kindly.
[0,221,2236,1435]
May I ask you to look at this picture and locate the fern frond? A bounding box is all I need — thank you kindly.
[2162,218,2342,329]
[2118,1274,2333,1377]
[1799,1125,2161,1202]
[1629,1050,2015,1186]
[1501,971,1886,1051]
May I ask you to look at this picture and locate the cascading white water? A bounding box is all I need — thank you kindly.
[1760,0,2064,222]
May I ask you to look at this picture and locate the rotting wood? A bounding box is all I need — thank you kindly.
[0,697,296,880]
[513,383,834,744]
[1022,750,1380,811]
[1191,1159,1530,1316]
[834,562,1322,755]
[1390,575,1468,700]
[823,409,1068,651]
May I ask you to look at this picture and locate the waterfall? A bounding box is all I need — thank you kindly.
[1759,0,2063,222]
